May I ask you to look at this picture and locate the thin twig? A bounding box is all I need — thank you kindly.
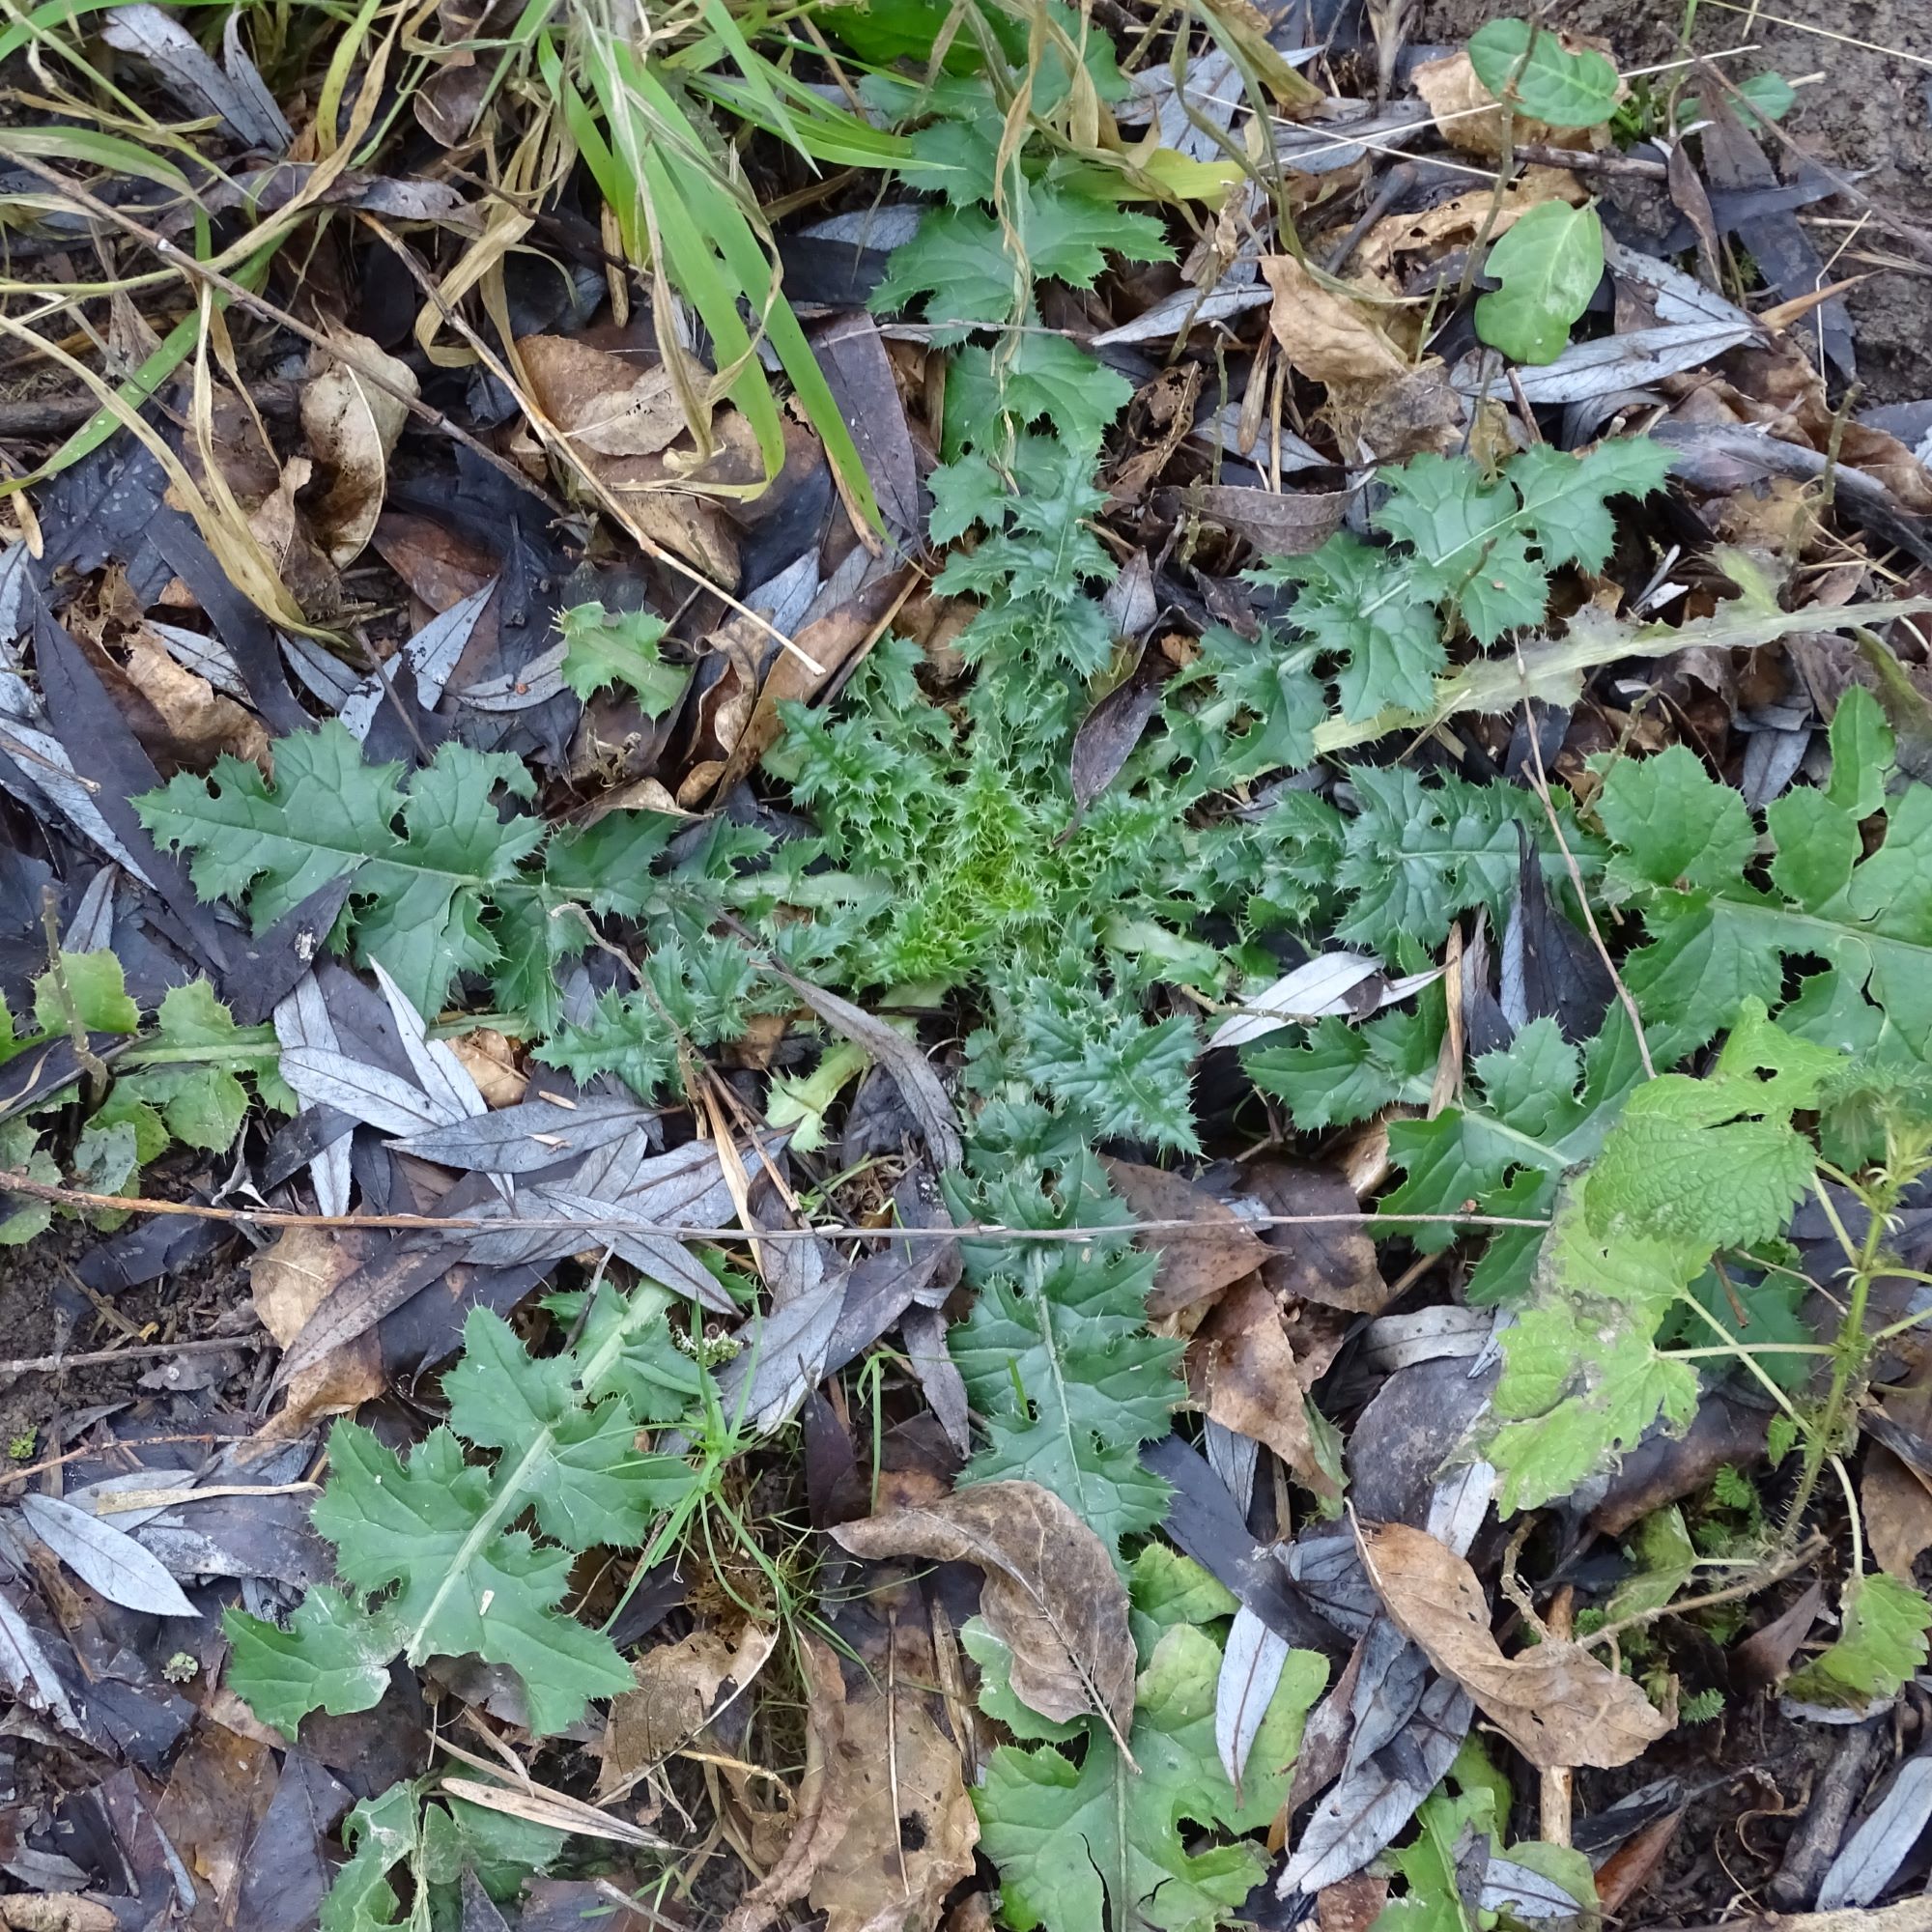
[0,1169,1549,1241]
[0,1336,246,1378]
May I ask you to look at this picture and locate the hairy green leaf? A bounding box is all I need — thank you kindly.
[1474,201,1605,365]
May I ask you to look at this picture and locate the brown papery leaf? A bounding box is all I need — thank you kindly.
[1101,1155,1269,1317]
[724,1634,863,1932]
[1188,1274,1340,1502]
[1261,255,1406,387]
[247,1226,385,1439]
[124,633,270,775]
[810,1622,980,1932]
[300,327,417,567]
[1240,1160,1390,1315]
[601,1622,777,1792]
[516,331,738,581]
[1360,1520,1670,1769]
[831,1481,1136,1745]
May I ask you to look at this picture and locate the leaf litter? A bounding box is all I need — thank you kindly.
[0,0,1930,1925]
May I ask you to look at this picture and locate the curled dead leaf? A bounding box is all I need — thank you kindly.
[516,332,738,581]
[300,328,418,566]
[1261,254,1406,388]
[724,1633,862,1932]
[248,1226,385,1438]
[602,1622,778,1790]
[125,633,270,775]
[1188,1274,1341,1502]
[810,1623,980,1932]
[449,1029,526,1108]
[831,1480,1136,1744]
[1360,1520,1669,1770]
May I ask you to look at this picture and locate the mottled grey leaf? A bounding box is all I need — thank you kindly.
[1278,1673,1472,1895]
[273,973,353,1215]
[1818,1751,1932,1911]
[770,969,959,1168]
[371,962,486,1124]
[457,640,568,712]
[21,1492,199,1618]
[715,1271,847,1432]
[1216,1604,1290,1794]
[101,2,290,149]
[0,1585,81,1732]
[276,1046,445,1137]
[391,1094,655,1174]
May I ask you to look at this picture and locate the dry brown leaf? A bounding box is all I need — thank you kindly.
[1360,1521,1670,1769]
[810,1625,980,1932]
[1240,1160,1390,1315]
[831,1481,1136,1742]
[1354,166,1585,278]
[1412,42,1620,158]
[1863,1444,1932,1581]
[0,1900,117,1932]
[153,1721,276,1921]
[372,510,498,610]
[517,332,737,580]
[248,1226,385,1436]
[125,633,270,775]
[1261,254,1406,388]
[450,1029,526,1108]
[301,327,418,566]
[724,1634,862,1932]
[708,560,916,798]
[1100,1156,1269,1317]
[1187,1274,1340,1502]
[1318,1875,1390,1932]
[602,1622,778,1789]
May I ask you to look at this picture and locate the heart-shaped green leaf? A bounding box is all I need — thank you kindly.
[1474,201,1605,364]
[1469,19,1621,128]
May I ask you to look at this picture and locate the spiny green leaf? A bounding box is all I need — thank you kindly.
[223,1588,406,1737]
[974,1547,1325,1932]
[229,1286,700,1739]
[557,603,687,713]
[948,1152,1181,1559]
[1474,200,1605,365]
[35,950,137,1035]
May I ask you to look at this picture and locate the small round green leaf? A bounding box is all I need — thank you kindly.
[1473,201,1605,365]
[1468,18,1621,128]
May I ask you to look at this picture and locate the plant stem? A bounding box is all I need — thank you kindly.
[1780,1178,1891,1543]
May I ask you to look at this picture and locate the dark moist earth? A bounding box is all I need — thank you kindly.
[1422,0,1932,404]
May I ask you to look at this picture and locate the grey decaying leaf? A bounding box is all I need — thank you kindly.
[337,584,495,739]
[1070,662,1163,814]
[276,1047,448,1138]
[1451,323,1758,404]
[99,3,292,150]
[1217,1604,1291,1795]
[901,1304,972,1458]
[1208,955,1438,1051]
[457,640,569,713]
[274,973,353,1215]
[1481,1857,1591,1918]
[1094,284,1271,348]
[20,1492,199,1618]
[713,1271,847,1433]
[768,968,961,1168]
[371,962,489,1125]
[0,1585,83,1733]
[390,1093,656,1174]
[1278,1672,1472,1895]
[1817,1751,1932,1911]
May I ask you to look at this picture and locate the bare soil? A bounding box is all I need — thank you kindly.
[1420,0,1932,403]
